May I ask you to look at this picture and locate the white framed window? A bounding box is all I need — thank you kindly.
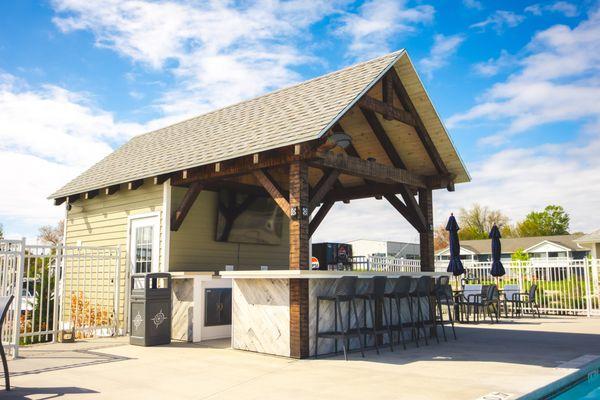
[129,214,160,274]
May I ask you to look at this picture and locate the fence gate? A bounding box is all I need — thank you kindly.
[0,239,123,358]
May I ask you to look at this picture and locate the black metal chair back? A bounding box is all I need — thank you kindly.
[333,276,358,298]
[0,295,13,334]
[417,276,433,296]
[0,295,14,391]
[486,285,499,301]
[409,277,419,294]
[438,276,450,287]
[366,276,387,297]
[529,284,538,301]
[391,276,412,296]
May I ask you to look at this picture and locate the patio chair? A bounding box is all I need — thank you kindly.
[0,295,14,391]
[455,284,482,322]
[481,285,500,323]
[514,284,541,318]
[501,284,521,318]
[434,276,457,341]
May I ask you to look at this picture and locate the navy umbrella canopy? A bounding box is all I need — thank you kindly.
[489,224,506,277]
[446,214,465,276]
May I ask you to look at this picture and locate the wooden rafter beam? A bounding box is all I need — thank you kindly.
[128,179,144,190]
[360,106,430,228]
[388,68,449,176]
[326,183,406,202]
[384,194,426,232]
[154,174,171,185]
[309,200,334,237]
[358,96,416,127]
[309,169,340,211]
[105,185,120,195]
[381,74,394,120]
[84,190,99,200]
[171,181,203,231]
[172,147,311,186]
[66,194,80,203]
[360,107,406,168]
[253,169,291,218]
[310,152,428,188]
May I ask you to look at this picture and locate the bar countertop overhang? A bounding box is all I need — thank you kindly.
[221,269,450,359]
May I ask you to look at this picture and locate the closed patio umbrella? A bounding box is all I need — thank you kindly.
[446,214,465,276]
[489,224,505,277]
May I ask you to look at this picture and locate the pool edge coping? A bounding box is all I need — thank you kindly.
[517,355,600,400]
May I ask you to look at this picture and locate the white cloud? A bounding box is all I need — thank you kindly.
[336,0,434,60]
[526,2,579,17]
[463,0,483,10]
[51,0,341,120]
[472,49,516,76]
[435,133,600,234]
[419,34,464,78]
[449,9,600,138]
[470,10,524,33]
[0,73,146,239]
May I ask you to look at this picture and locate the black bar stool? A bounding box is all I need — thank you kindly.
[410,276,439,346]
[384,276,413,350]
[315,276,365,360]
[435,276,457,341]
[357,276,394,354]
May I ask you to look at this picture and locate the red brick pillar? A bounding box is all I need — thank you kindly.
[419,188,434,272]
[289,160,310,358]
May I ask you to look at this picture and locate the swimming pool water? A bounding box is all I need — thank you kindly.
[551,375,600,399]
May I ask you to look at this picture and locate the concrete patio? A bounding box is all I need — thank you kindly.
[4,316,600,399]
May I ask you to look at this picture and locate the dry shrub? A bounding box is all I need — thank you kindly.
[69,292,113,338]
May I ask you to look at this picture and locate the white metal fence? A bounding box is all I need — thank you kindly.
[351,255,421,272]
[351,255,600,316]
[0,239,122,358]
[434,259,600,316]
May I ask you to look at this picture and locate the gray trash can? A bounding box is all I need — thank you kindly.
[130,273,172,346]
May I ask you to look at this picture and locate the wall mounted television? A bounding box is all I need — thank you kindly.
[215,190,284,245]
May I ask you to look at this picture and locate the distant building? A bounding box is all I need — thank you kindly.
[436,233,589,262]
[348,239,420,259]
[574,230,600,259]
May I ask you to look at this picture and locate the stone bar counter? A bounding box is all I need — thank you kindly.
[219,270,449,358]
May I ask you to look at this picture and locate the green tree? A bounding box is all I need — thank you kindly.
[516,205,570,237]
[511,247,530,261]
[457,204,510,240]
[0,223,3,239]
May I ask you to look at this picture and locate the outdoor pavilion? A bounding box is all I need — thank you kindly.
[51,50,469,358]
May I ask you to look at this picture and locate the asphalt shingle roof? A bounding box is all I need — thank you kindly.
[50,49,468,199]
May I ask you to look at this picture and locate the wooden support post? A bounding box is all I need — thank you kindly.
[418,188,434,271]
[289,160,309,359]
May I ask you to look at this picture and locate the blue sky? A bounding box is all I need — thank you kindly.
[1,0,599,243]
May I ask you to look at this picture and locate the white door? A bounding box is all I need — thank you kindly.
[129,215,160,275]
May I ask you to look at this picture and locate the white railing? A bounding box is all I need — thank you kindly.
[351,255,421,272]
[435,259,600,316]
[0,239,122,358]
[350,254,600,316]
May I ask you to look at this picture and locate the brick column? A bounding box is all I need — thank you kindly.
[289,160,310,358]
[418,188,434,272]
